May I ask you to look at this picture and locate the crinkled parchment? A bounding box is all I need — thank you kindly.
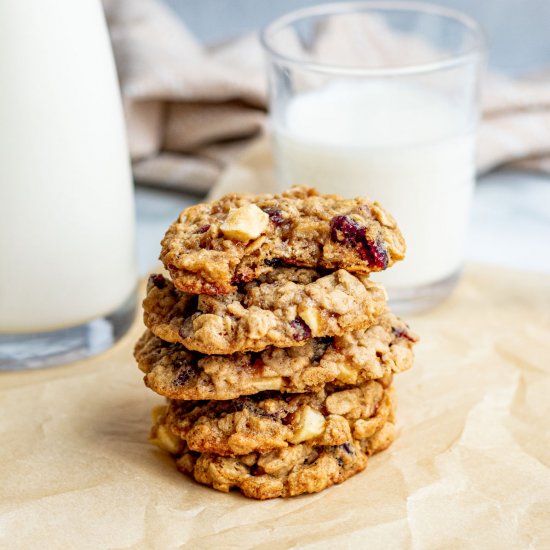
[1,264,549,549]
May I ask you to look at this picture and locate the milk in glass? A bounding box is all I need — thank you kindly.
[274,81,476,289]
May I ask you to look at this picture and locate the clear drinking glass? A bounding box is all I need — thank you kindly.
[261,1,485,312]
[0,0,137,370]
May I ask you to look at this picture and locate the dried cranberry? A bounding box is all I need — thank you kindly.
[329,215,388,269]
[368,240,389,269]
[262,207,285,226]
[149,274,166,289]
[392,326,417,343]
[290,317,312,341]
[330,214,361,242]
[173,363,198,386]
[196,224,210,234]
[341,442,353,455]
[264,257,284,267]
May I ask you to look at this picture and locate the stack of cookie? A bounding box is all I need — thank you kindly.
[134,186,418,500]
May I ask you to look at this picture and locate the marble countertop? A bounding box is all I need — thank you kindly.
[136,169,550,276]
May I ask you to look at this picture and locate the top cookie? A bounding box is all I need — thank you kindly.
[161,186,405,295]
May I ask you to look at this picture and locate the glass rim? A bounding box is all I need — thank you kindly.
[260,1,486,77]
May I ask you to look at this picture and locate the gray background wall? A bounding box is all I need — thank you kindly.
[162,0,550,75]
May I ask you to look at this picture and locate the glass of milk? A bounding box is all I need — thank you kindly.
[0,0,137,369]
[261,2,485,312]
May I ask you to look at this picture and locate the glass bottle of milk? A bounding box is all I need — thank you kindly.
[0,0,137,369]
[262,3,484,312]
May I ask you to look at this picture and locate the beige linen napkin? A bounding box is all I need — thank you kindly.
[104,0,550,193]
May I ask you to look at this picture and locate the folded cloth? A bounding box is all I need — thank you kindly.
[103,0,550,193]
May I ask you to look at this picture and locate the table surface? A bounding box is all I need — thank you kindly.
[136,169,550,276]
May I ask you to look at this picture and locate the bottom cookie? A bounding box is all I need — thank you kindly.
[150,389,396,499]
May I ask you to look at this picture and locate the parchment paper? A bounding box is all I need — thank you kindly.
[1,266,549,549]
[2,146,550,548]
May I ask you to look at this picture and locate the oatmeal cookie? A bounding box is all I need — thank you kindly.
[161,186,405,295]
[135,312,417,400]
[143,268,386,355]
[163,379,394,456]
[149,394,396,500]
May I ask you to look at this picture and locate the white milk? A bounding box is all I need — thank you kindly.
[0,0,136,332]
[275,82,476,288]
